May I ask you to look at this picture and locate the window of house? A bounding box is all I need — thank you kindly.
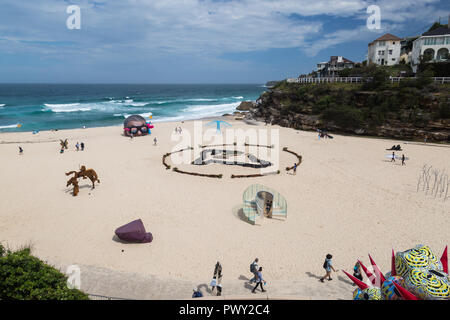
[393,42,396,44]
[389,50,393,55]
[424,38,437,45]
[436,37,444,45]
[378,41,386,46]
[392,58,395,61]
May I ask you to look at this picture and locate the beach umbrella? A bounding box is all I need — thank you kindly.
[206,120,232,133]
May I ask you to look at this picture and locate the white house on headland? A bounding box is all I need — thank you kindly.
[368,33,402,66]
[410,23,450,73]
[316,56,355,77]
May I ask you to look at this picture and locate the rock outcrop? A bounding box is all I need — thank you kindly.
[246,83,450,142]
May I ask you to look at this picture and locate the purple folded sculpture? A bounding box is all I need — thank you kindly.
[115,219,153,243]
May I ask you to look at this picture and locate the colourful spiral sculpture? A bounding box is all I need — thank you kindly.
[343,245,449,300]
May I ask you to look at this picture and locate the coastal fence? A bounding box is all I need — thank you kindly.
[290,76,450,85]
[88,293,132,300]
[417,164,449,201]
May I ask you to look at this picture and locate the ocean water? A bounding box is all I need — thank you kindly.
[0,84,266,132]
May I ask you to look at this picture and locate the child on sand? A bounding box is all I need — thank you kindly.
[80,142,85,151]
[293,163,297,175]
[19,146,23,155]
[76,142,80,151]
[391,152,395,162]
[153,137,157,145]
[320,254,338,282]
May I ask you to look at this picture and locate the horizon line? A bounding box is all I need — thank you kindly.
[0,82,271,85]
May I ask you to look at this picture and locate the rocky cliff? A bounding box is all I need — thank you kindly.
[240,81,450,142]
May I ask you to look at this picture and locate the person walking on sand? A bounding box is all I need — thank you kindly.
[391,152,395,162]
[293,163,297,175]
[252,267,266,293]
[320,254,338,282]
[153,137,157,146]
[80,142,85,151]
[76,142,80,151]
[250,258,259,283]
[211,261,223,294]
[353,261,363,282]
[19,146,23,155]
[214,261,223,279]
[401,154,406,166]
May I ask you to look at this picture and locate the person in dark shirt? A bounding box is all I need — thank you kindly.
[192,288,203,298]
[252,267,266,293]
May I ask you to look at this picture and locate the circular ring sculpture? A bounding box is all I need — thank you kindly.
[163,144,301,179]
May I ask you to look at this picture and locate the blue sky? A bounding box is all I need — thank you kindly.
[0,0,449,83]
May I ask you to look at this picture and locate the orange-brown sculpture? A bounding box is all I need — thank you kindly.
[66,176,79,196]
[65,165,100,196]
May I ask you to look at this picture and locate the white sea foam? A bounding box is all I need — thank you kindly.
[151,96,241,105]
[122,112,153,119]
[184,102,239,114]
[0,124,19,129]
[44,103,92,113]
[0,104,5,107]
[43,100,153,113]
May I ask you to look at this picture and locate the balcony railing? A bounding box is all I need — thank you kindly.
[289,77,450,84]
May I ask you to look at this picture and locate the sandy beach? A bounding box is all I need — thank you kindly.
[0,117,449,299]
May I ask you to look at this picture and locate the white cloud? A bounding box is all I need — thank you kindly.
[0,0,446,60]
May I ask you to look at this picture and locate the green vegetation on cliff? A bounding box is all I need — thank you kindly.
[254,74,450,142]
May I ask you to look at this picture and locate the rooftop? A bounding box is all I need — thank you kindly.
[369,33,402,46]
[422,26,450,37]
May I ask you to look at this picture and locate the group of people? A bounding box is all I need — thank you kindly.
[192,258,267,298]
[192,255,368,298]
[319,254,365,286]
[75,142,85,152]
[390,151,406,166]
[61,141,85,154]
[249,258,266,293]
